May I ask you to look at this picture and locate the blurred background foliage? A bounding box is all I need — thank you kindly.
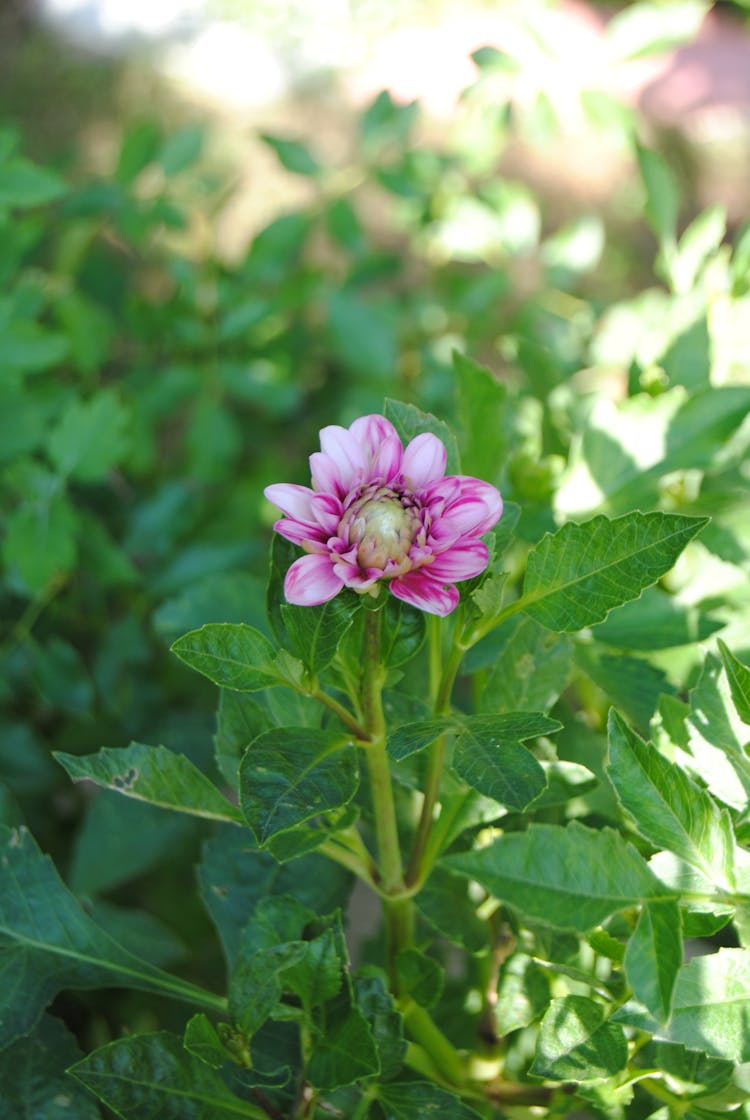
[2,0,750,1064]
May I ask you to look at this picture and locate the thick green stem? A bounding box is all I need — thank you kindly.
[361,609,410,981]
[401,1002,468,1087]
[406,640,464,886]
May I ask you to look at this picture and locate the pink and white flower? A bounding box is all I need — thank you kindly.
[264,414,502,617]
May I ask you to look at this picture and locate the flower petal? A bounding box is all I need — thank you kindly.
[350,414,400,460]
[273,519,327,550]
[284,553,345,606]
[429,481,503,545]
[310,492,343,535]
[390,571,459,616]
[264,482,317,522]
[370,434,403,484]
[309,451,344,496]
[428,539,489,581]
[401,432,447,489]
[319,425,367,490]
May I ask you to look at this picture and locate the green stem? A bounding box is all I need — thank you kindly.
[309,686,368,740]
[317,839,377,889]
[401,1002,467,1087]
[361,609,410,981]
[406,641,464,886]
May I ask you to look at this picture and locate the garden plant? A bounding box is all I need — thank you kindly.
[3,11,750,1117]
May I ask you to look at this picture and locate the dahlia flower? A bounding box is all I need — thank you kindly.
[264,414,502,617]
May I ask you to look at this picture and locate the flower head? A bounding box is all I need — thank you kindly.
[264,414,502,617]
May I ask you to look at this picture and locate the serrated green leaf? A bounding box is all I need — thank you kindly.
[717,640,750,726]
[395,948,444,1009]
[171,623,304,692]
[480,617,573,714]
[634,1039,733,1098]
[452,728,548,811]
[0,825,223,1049]
[230,941,307,1037]
[389,712,557,763]
[445,821,669,931]
[0,1014,99,1119]
[378,1080,484,1119]
[282,926,343,1009]
[355,974,406,1081]
[685,654,750,809]
[667,949,750,1061]
[239,727,358,844]
[48,389,129,482]
[388,718,451,761]
[307,991,379,1090]
[68,1031,266,1118]
[55,741,244,824]
[595,587,723,650]
[522,511,707,632]
[531,995,628,1081]
[198,828,351,970]
[281,595,358,675]
[624,899,682,1024]
[384,399,461,475]
[607,710,736,890]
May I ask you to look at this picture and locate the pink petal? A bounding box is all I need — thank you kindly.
[319,425,367,491]
[310,451,344,496]
[310,493,343,535]
[273,519,327,550]
[401,433,447,489]
[284,553,345,606]
[390,571,460,616]
[264,483,317,522]
[350,415,400,461]
[429,481,503,544]
[428,539,489,581]
[370,434,403,484]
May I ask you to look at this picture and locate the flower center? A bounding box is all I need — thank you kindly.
[349,495,416,571]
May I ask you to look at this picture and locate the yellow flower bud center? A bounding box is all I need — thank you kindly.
[351,497,415,570]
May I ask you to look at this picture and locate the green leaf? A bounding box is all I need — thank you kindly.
[55,741,244,824]
[239,727,358,844]
[261,133,321,176]
[0,1014,99,1118]
[171,623,304,692]
[415,866,489,952]
[389,712,557,763]
[522,511,708,632]
[307,991,379,1090]
[395,948,444,1009]
[717,640,750,726]
[199,828,351,970]
[158,124,205,175]
[531,995,628,1081]
[496,954,551,1033]
[607,710,736,890]
[378,1081,484,1119]
[666,948,750,1061]
[624,899,682,1024]
[454,349,507,482]
[281,595,358,675]
[2,492,78,595]
[0,320,68,374]
[384,398,461,475]
[282,925,343,1009]
[556,387,750,518]
[0,157,67,208]
[183,1013,228,1069]
[479,618,573,714]
[354,975,406,1081]
[634,1039,733,1098]
[68,1031,266,1118]
[685,654,750,809]
[637,145,679,247]
[215,690,270,788]
[230,941,307,1037]
[594,586,723,650]
[452,727,548,811]
[445,821,668,931]
[578,646,673,734]
[0,825,223,1049]
[48,389,130,482]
